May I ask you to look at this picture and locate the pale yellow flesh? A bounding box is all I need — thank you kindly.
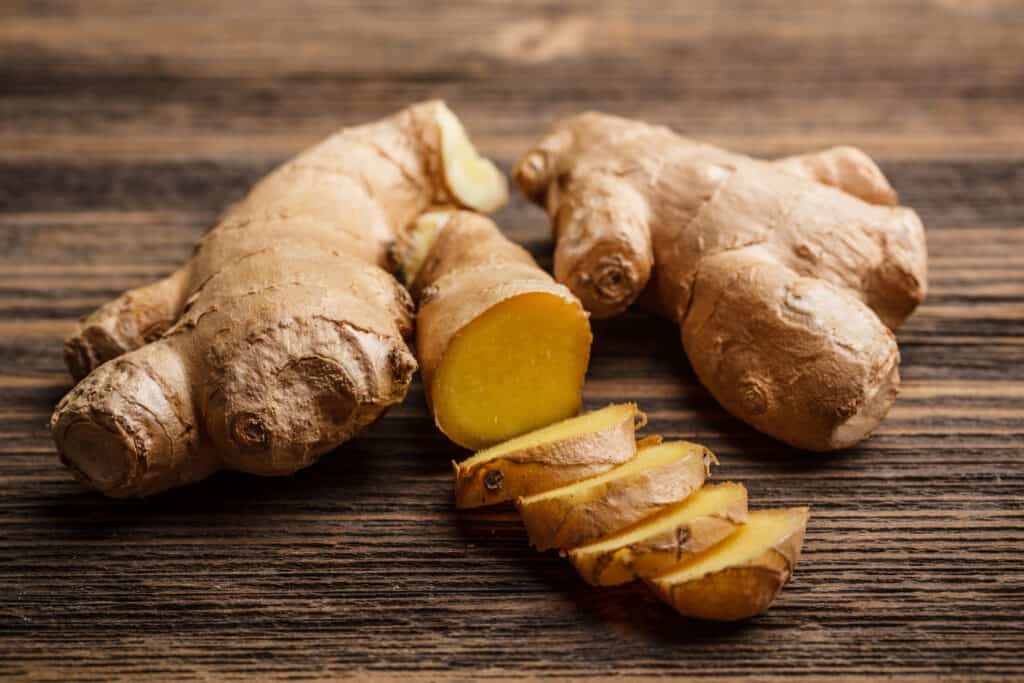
[520,440,700,504]
[438,105,508,213]
[403,211,452,284]
[655,509,804,584]
[433,292,591,450]
[574,482,746,554]
[459,403,636,469]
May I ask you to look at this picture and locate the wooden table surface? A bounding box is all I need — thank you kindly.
[2,2,1022,681]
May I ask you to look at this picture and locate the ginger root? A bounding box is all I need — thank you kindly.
[454,405,809,621]
[515,113,928,450]
[397,210,592,450]
[51,101,507,497]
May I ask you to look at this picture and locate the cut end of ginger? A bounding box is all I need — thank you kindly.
[437,104,508,213]
[649,506,810,621]
[432,291,592,450]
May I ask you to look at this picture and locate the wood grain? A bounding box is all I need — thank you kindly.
[1,1,1022,681]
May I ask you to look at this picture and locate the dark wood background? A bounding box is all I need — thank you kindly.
[2,2,1022,681]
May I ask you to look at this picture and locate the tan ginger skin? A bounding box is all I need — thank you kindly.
[515,113,928,450]
[51,101,510,497]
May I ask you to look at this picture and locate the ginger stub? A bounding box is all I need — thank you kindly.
[401,210,592,451]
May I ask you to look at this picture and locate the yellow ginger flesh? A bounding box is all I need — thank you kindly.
[432,292,591,448]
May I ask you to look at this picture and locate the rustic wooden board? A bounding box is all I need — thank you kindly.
[1,2,1022,681]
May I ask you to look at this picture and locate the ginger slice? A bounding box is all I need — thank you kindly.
[647,506,810,621]
[516,440,714,552]
[453,403,644,509]
[569,482,747,586]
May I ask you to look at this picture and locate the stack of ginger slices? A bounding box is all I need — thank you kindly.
[453,403,809,621]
